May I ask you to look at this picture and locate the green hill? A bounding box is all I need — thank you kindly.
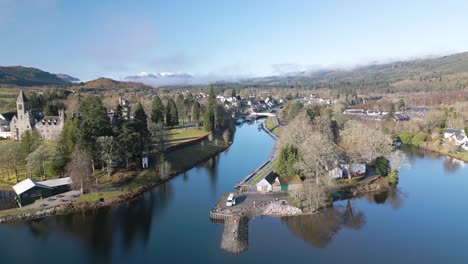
[0,66,69,86]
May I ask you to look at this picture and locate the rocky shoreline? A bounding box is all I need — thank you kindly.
[0,143,231,224]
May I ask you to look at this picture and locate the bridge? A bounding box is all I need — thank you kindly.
[249,112,276,117]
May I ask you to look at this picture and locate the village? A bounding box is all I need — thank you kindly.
[1,87,467,215]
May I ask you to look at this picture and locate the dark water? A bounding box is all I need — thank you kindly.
[0,124,467,263]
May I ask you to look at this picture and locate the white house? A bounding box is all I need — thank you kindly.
[343,163,367,178]
[366,110,381,116]
[444,129,468,146]
[216,95,226,103]
[256,172,277,192]
[329,167,343,179]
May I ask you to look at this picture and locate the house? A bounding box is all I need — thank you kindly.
[444,129,468,146]
[462,142,468,151]
[329,167,344,179]
[256,172,277,192]
[343,109,365,115]
[366,110,381,116]
[12,177,72,207]
[216,95,226,103]
[394,113,410,122]
[0,119,10,138]
[343,163,366,178]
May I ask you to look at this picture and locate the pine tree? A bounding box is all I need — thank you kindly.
[192,102,200,125]
[133,102,151,164]
[151,96,165,124]
[165,99,179,127]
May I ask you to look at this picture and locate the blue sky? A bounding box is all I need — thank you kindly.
[1,0,468,81]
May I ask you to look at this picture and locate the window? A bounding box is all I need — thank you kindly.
[18,104,22,110]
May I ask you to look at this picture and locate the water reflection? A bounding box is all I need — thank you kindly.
[282,201,366,248]
[0,190,16,210]
[8,182,177,263]
[443,157,466,173]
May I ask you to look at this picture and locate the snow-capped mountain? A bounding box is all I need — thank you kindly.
[124,72,193,86]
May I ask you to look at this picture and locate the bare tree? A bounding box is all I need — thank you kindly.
[96,136,119,177]
[26,144,55,180]
[340,120,393,163]
[4,141,23,182]
[280,114,313,147]
[295,132,340,184]
[68,147,93,194]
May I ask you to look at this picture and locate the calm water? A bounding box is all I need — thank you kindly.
[0,124,467,263]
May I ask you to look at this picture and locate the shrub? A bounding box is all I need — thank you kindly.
[375,156,391,176]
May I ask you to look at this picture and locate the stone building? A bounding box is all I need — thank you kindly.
[10,91,35,140]
[9,90,65,141]
[35,110,65,140]
[118,97,131,120]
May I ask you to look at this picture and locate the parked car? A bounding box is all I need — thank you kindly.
[226,193,236,207]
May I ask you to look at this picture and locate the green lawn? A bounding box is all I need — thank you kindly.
[78,191,125,203]
[166,127,209,147]
[166,139,227,173]
[264,117,282,136]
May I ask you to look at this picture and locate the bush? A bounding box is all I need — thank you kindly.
[375,156,391,176]
[399,133,413,144]
[411,132,427,147]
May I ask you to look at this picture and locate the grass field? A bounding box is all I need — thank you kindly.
[0,88,17,113]
[166,127,209,147]
[264,117,282,136]
[166,139,227,173]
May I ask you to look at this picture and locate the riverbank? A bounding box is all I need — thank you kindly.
[0,137,231,224]
[400,139,468,162]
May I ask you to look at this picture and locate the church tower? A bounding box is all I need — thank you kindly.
[10,90,33,140]
[16,90,30,119]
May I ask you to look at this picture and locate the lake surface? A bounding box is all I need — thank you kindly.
[0,124,467,263]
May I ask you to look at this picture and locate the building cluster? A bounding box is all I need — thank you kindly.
[195,92,208,100]
[247,97,276,113]
[107,97,132,124]
[0,91,65,140]
[444,129,468,151]
[342,108,418,122]
[301,94,335,106]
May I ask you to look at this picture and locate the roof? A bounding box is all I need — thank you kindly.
[12,178,52,195]
[39,177,72,188]
[0,112,15,121]
[446,129,463,135]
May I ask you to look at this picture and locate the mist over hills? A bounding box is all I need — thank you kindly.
[3,52,468,92]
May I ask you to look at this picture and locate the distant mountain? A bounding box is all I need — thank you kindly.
[82,77,152,89]
[55,73,80,83]
[238,52,468,92]
[0,66,69,86]
[124,71,193,86]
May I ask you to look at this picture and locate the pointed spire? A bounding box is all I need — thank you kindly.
[17,90,29,102]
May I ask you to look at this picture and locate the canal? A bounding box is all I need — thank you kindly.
[0,123,467,263]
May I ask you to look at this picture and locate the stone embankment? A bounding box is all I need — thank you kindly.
[263,201,302,216]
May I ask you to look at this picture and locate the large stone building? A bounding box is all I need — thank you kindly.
[9,91,65,141]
